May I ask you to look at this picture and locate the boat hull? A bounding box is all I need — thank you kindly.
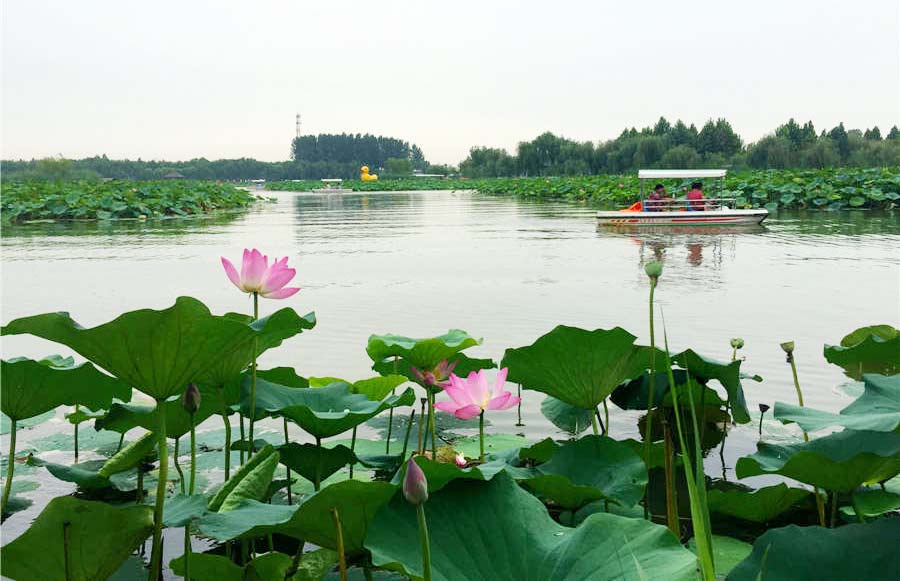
[596,209,767,226]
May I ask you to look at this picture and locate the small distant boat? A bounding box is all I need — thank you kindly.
[313,178,353,194]
[596,170,768,226]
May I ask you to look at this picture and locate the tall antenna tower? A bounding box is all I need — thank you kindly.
[295,113,302,138]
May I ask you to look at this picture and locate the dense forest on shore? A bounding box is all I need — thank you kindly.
[2,119,898,182]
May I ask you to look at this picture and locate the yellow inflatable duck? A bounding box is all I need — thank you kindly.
[360,165,378,181]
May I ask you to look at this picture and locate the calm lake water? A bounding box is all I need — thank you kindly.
[1,190,898,554]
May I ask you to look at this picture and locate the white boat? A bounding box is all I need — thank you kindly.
[313,178,353,194]
[596,169,768,226]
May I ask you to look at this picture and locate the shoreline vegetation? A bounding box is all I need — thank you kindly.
[0,180,262,223]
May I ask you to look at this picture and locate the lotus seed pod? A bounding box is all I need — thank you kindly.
[644,260,663,279]
[780,341,795,354]
[730,338,745,349]
[758,403,771,414]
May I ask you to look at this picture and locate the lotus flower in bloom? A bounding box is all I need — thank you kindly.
[434,368,520,420]
[403,456,429,505]
[411,359,457,388]
[454,453,467,468]
[221,248,300,299]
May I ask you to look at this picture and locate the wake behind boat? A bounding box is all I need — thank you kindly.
[596,169,768,226]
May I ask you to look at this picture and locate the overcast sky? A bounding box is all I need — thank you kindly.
[2,1,898,164]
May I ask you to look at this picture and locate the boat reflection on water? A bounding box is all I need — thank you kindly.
[597,223,768,271]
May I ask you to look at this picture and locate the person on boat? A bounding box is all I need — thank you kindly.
[645,183,666,211]
[686,181,706,211]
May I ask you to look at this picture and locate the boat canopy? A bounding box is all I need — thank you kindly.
[638,169,727,179]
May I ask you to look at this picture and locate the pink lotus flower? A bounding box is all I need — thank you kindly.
[221,249,300,299]
[402,456,429,505]
[434,368,520,420]
[454,453,467,468]
[411,359,457,388]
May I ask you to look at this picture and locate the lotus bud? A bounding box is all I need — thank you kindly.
[730,338,745,349]
[455,453,467,468]
[644,260,663,281]
[758,403,770,414]
[181,383,201,415]
[403,456,429,505]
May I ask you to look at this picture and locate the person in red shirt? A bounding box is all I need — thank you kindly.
[645,183,666,212]
[686,181,705,211]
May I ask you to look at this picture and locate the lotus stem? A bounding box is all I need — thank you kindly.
[174,437,186,494]
[183,527,192,581]
[349,427,358,479]
[478,411,485,463]
[221,398,232,481]
[73,404,80,463]
[602,398,609,436]
[248,292,259,459]
[663,420,679,537]
[314,436,322,491]
[136,467,144,504]
[148,399,169,581]
[189,419,197,495]
[758,407,765,436]
[331,507,348,581]
[284,418,293,503]
[428,391,437,458]
[591,410,600,436]
[117,433,125,453]
[1,420,17,516]
[417,398,426,455]
[401,409,415,461]
[239,416,246,465]
[644,277,658,519]
[516,384,524,427]
[415,503,433,581]
[386,356,398,454]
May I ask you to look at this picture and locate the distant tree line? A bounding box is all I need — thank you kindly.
[3,120,898,182]
[458,118,900,177]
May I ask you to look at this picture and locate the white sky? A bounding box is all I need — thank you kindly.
[2,0,898,165]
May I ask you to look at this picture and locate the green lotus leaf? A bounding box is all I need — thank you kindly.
[199,480,396,555]
[294,548,339,581]
[726,518,900,580]
[279,443,356,485]
[95,383,224,438]
[366,471,696,581]
[162,493,208,527]
[27,458,112,490]
[844,488,900,518]
[98,431,157,477]
[519,437,561,463]
[502,326,656,410]
[824,325,900,379]
[0,496,153,581]
[245,377,415,438]
[209,444,278,512]
[520,435,647,509]
[218,447,280,512]
[671,349,753,423]
[1,296,276,400]
[198,308,316,387]
[706,483,811,523]
[541,396,592,435]
[366,330,481,369]
[169,553,242,581]
[391,454,511,493]
[257,366,310,387]
[735,429,900,491]
[452,433,530,459]
[1,357,131,422]
[372,352,495,381]
[688,535,752,578]
[350,375,409,400]
[775,373,900,432]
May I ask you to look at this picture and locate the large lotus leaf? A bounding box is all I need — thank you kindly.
[689,535,752,578]
[520,435,647,509]
[776,373,900,432]
[1,357,131,422]
[541,396,592,435]
[293,548,339,581]
[611,369,690,410]
[391,454,512,493]
[198,480,396,555]
[162,493,208,527]
[0,496,153,581]
[209,444,278,511]
[27,458,112,490]
[502,326,659,410]
[726,518,900,581]
[170,551,293,581]
[1,296,275,400]
[95,383,224,438]
[735,429,900,491]
[671,349,753,423]
[198,309,316,387]
[824,325,900,379]
[372,352,496,382]
[366,330,481,369]
[279,443,356,485]
[245,377,415,438]
[258,366,310,387]
[366,472,697,581]
[707,483,811,523]
[350,375,409,400]
[845,488,900,518]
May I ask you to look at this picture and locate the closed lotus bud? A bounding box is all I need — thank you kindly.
[644,260,663,280]
[403,456,429,505]
[730,338,745,349]
[455,453,467,468]
[182,383,201,415]
[758,403,770,414]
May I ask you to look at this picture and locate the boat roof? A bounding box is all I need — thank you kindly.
[638,169,727,179]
